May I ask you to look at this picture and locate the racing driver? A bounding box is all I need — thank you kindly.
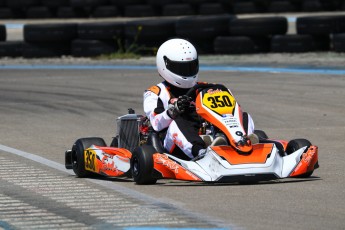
[143,38,255,160]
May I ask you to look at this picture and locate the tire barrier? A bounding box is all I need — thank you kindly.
[71,39,117,57]
[125,19,176,47]
[176,14,235,53]
[229,17,288,36]
[78,22,123,41]
[0,0,345,19]
[214,36,270,54]
[0,24,5,41]
[271,34,330,52]
[1,13,345,58]
[297,15,345,35]
[332,33,345,52]
[24,23,78,42]
[0,41,23,57]
[162,4,195,16]
[23,42,70,58]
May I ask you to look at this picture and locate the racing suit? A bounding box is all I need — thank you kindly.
[144,81,205,160]
[143,81,255,160]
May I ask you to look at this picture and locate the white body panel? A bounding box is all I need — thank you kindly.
[167,144,306,182]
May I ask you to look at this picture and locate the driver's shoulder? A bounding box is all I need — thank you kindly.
[146,85,161,96]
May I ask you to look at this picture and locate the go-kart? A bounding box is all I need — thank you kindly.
[65,83,319,185]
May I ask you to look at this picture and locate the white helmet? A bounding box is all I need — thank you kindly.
[156,38,199,89]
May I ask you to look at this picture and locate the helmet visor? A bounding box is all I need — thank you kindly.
[164,56,199,77]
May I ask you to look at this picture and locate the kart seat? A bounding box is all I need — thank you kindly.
[146,131,165,153]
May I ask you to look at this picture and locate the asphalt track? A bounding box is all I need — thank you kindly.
[0,63,345,230]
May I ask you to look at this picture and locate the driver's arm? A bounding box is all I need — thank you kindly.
[143,90,173,132]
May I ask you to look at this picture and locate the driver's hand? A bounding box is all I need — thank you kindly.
[167,95,192,119]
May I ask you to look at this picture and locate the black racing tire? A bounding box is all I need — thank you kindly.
[0,25,6,41]
[267,0,298,13]
[182,0,213,7]
[214,36,270,54]
[91,6,121,18]
[24,23,77,42]
[40,0,69,8]
[131,145,157,185]
[56,7,87,18]
[271,34,315,53]
[286,139,315,177]
[162,4,195,16]
[176,15,235,41]
[286,139,312,155]
[301,0,323,12]
[70,0,108,8]
[147,0,181,7]
[332,33,345,52]
[124,5,156,17]
[72,137,107,178]
[78,22,124,40]
[109,0,145,8]
[296,15,345,35]
[232,1,261,14]
[7,0,39,9]
[198,3,227,15]
[254,130,268,140]
[0,41,23,57]
[0,8,14,19]
[229,17,288,36]
[125,18,176,45]
[23,42,70,58]
[26,7,54,19]
[71,39,117,57]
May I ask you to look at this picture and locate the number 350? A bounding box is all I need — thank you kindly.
[207,95,233,108]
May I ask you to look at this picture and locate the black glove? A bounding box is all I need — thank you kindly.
[167,95,192,119]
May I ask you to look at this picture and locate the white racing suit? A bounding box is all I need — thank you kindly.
[143,81,255,160]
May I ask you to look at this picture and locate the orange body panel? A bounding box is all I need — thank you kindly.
[211,144,274,165]
[195,91,253,154]
[153,154,202,181]
[290,145,318,177]
[99,147,132,159]
[86,146,132,177]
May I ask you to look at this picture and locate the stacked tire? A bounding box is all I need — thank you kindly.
[296,15,345,52]
[125,19,176,55]
[23,23,77,58]
[176,14,235,54]
[72,22,123,57]
[214,17,287,54]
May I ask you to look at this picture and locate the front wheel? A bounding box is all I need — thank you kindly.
[254,130,268,139]
[72,137,106,177]
[286,138,314,177]
[131,145,157,185]
[286,139,311,155]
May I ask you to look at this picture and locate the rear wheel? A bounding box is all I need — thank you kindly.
[131,145,157,185]
[72,137,106,177]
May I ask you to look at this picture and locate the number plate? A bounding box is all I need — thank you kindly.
[202,89,236,115]
[84,149,98,172]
